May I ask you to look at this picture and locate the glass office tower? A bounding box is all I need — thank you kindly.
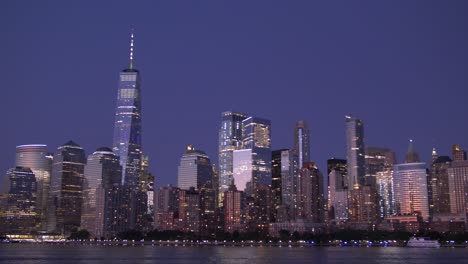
[112,30,142,188]
[177,145,213,190]
[48,140,86,234]
[345,115,366,189]
[218,111,246,207]
[15,144,53,230]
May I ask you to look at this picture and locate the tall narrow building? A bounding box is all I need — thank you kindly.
[293,120,310,167]
[233,116,272,197]
[47,141,86,234]
[15,144,53,230]
[345,115,365,189]
[5,167,38,234]
[112,30,142,188]
[81,147,122,238]
[218,111,246,207]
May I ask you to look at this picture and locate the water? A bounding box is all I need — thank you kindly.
[0,244,467,263]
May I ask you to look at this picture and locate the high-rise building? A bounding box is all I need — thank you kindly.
[15,144,53,230]
[430,156,452,215]
[328,159,348,222]
[271,149,298,221]
[218,111,246,207]
[345,115,365,189]
[177,145,213,190]
[447,160,468,216]
[47,140,86,234]
[5,167,38,233]
[141,155,154,215]
[154,185,180,231]
[235,116,272,197]
[178,188,200,233]
[364,146,396,189]
[393,142,429,221]
[348,185,379,223]
[328,169,349,221]
[111,30,147,232]
[293,120,310,167]
[296,162,324,223]
[223,186,245,233]
[112,30,142,188]
[452,144,467,161]
[376,169,394,218]
[81,147,122,238]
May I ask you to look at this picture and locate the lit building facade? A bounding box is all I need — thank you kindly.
[328,169,348,221]
[240,116,272,196]
[447,160,468,216]
[364,146,396,189]
[154,185,180,231]
[112,31,142,188]
[296,162,324,223]
[15,144,53,230]
[47,141,86,234]
[345,115,365,189]
[177,145,213,190]
[293,120,310,167]
[223,186,245,233]
[178,188,200,233]
[393,162,430,221]
[452,144,467,161]
[5,167,38,234]
[272,149,298,221]
[81,147,122,238]
[430,156,452,215]
[218,111,246,207]
[376,169,394,218]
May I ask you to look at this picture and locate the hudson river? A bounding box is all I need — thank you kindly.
[1,244,467,263]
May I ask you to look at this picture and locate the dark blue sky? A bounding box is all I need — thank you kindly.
[1,1,467,190]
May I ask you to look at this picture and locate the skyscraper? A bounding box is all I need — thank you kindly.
[177,145,213,190]
[364,147,396,189]
[293,120,310,167]
[393,141,429,221]
[345,115,365,189]
[452,144,467,161]
[112,30,142,188]
[47,140,86,234]
[241,116,272,193]
[5,167,38,234]
[81,147,122,238]
[447,160,468,216]
[430,156,452,215]
[296,162,325,223]
[15,144,53,230]
[218,111,246,207]
[271,149,298,221]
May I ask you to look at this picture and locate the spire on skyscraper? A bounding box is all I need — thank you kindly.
[129,27,135,70]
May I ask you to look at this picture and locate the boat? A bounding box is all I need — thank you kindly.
[406,237,440,248]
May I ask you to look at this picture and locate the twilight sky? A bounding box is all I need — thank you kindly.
[1,1,467,190]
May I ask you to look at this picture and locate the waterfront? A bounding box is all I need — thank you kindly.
[1,244,468,264]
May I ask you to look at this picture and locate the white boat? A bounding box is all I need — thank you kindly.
[406,237,440,248]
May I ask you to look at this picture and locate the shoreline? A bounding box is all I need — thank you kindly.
[2,240,466,248]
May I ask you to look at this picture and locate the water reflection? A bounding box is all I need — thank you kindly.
[0,244,466,264]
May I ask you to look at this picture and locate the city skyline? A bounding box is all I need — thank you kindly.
[2,1,468,190]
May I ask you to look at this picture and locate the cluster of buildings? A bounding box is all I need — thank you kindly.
[2,32,468,239]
